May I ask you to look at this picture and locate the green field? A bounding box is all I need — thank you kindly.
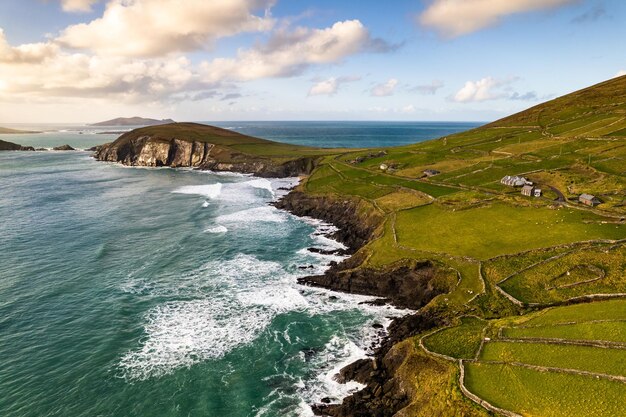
[395,203,624,260]
[517,299,626,326]
[500,244,626,304]
[464,362,626,417]
[422,317,486,359]
[503,321,626,343]
[480,341,626,376]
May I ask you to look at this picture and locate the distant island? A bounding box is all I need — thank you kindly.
[0,127,40,134]
[90,117,176,127]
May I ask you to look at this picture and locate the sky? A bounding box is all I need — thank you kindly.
[0,0,624,123]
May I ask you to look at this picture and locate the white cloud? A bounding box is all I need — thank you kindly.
[309,78,339,96]
[453,77,509,102]
[401,104,416,113]
[57,0,275,57]
[61,0,99,12]
[203,20,391,82]
[419,0,577,37]
[371,78,398,97]
[0,29,58,63]
[308,75,360,96]
[0,9,393,106]
[616,70,626,78]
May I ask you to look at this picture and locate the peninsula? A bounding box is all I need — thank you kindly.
[94,75,626,417]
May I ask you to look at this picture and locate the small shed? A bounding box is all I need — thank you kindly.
[533,188,542,198]
[423,169,441,177]
[579,193,601,207]
[521,185,534,197]
[379,163,389,171]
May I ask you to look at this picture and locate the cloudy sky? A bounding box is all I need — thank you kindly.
[0,0,624,123]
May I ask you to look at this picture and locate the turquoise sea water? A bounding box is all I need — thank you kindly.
[0,122,476,416]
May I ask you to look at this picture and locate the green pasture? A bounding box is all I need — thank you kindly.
[480,341,626,377]
[463,362,626,417]
[422,317,486,359]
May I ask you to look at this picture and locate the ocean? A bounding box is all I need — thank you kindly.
[0,121,479,417]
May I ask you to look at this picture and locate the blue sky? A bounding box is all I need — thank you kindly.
[0,0,624,123]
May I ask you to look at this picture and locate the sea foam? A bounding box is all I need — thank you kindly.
[172,183,222,199]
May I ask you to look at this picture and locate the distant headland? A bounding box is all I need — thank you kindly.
[90,117,176,127]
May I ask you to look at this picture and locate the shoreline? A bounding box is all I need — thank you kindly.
[274,190,446,416]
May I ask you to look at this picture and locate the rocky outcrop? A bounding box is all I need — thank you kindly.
[313,312,445,417]
[0,139,35,151]
[299,261,451,310]
[274,191,383,251]
[94,135,318,178]
[53,144,76,151]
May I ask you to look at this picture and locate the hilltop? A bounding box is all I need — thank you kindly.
[94,76,626,417]
[90,117,175,127]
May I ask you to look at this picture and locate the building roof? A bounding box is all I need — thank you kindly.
[579,193,596,200]
[522,184,534,191]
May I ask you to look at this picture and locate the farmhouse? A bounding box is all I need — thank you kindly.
[521,185,534,196]
[423,169,441,177]
[521,185,543,197]
[501,175,529,187]
[579,193,601,207]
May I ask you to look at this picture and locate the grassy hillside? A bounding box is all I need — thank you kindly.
[294,76,626,416]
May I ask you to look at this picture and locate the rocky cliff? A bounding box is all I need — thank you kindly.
[94,125,319,178]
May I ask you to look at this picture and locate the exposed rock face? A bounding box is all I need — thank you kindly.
[299,261,449,310]
[274,191,383,251]
[94,135,317,178]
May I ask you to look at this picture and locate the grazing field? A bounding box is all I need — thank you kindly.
[463,362,626,417]
[500,244,626,304]
[422,317,486,359]
[502,321,626,344]
[517,298,626,326]
[395,203,624,260]
[480,341,626,377]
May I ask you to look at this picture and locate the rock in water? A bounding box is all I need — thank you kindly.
[53,144,76,151]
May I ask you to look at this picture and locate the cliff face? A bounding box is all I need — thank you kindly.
[94,135,317,178]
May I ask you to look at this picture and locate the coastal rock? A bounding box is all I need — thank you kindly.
[298,261,451,310]
[274,191,383,251]
[53,144,76,151]
[0,139,35,151]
